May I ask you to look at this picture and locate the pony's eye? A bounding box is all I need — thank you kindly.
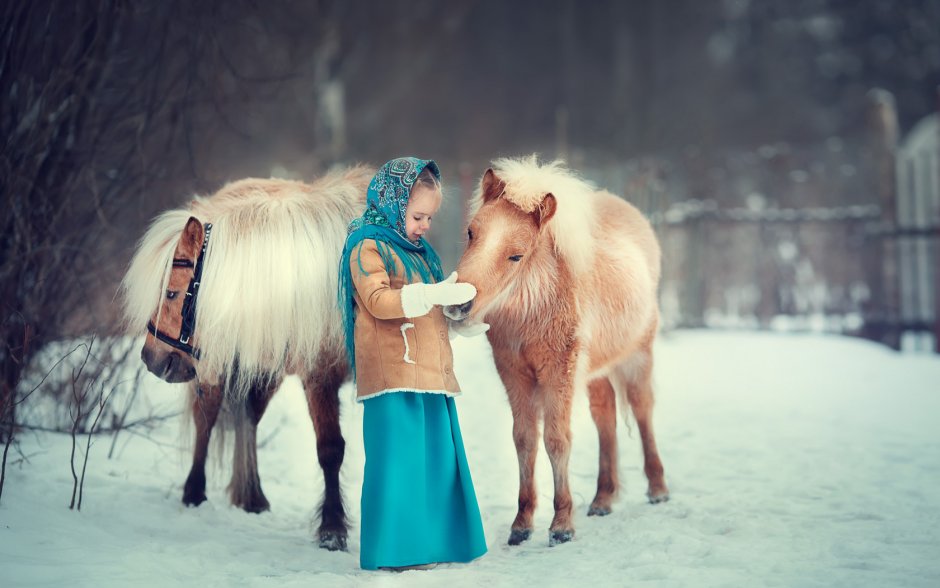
[467,229,474,241]
[508,255,523,262]
[166,290,178,300]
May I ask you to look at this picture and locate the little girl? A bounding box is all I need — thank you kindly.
[339,157,488,571]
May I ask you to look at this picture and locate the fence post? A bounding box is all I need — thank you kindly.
[682,216,707,328]
[862,88,901,349]
[934,85,940,353]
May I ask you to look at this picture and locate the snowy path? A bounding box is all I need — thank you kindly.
[2,331,939,587]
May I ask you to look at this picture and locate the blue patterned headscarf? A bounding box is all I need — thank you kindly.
[338,157,445,372]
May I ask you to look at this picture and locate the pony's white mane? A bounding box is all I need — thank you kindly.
[120,166,371,381]
[473,155,597,276]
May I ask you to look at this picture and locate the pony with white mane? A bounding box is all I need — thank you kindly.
[121,166,371,551]
[445,155,669,547]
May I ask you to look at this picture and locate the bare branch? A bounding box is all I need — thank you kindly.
[68,340,93,510]
[18,411,182,435]
[77,382,118,510]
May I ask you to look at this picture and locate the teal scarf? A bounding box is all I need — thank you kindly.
[338,157,445,374]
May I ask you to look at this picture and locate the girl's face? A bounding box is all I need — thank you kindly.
[405,183,442,242]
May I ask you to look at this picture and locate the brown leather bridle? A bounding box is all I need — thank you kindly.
[147,223,212,360]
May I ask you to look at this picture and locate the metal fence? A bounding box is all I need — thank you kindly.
[892,112,940,351]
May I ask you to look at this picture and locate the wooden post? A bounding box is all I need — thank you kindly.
[756,219,780,328]
[862,88,901,349]
[682,216,706,328]
[934,85,940,353]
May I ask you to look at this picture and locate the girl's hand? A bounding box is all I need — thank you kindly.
[401,272,477,318]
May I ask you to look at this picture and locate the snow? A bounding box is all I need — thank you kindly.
[2,331,940,587]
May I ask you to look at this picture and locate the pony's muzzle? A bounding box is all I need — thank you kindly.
[142,345,196,383]
[443,300,473,321]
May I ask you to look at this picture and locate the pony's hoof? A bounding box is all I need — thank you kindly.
[549,529,574,546]
[648,490,670,504]
[587,504,612,516]
[182,492,207,507]
[182,471,207,507]
[238,496,271,514]
[508,528,532,546]
[318,531,348,552]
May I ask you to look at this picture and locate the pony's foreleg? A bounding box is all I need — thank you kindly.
[587,377,619,516]
[183,379,223,507]
[624,356,669,503]
[541,370,576,546]
[302,355,348,552]
[497,356,539,546]
[228,380,277,513]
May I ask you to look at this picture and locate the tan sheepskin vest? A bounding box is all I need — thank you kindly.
[349,239,460,401]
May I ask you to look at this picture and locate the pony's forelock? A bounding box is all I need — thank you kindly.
[470,154,597,275]
[120,208,193,335]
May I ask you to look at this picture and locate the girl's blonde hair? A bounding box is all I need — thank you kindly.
[414,166,441,190]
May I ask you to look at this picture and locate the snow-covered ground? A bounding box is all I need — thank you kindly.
[2,330,939,587]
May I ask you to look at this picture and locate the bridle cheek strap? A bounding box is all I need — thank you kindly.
[179,223,211,345]
[147,222,212,360]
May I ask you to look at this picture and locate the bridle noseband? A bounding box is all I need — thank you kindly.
[147,223,213,360]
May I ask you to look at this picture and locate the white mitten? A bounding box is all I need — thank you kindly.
[447,318,490,340]
[400,272,477,318]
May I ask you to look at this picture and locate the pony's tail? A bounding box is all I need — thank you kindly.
[615,384,635,438]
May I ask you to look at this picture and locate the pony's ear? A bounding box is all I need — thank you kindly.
[481,168,506,203]
[535,193,557,228]
[175,217,204,260]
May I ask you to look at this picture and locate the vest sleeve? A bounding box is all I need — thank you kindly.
[350,240,407,320]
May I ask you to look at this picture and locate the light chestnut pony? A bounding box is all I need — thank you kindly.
[121,166,371,551]
[445,156,669,547]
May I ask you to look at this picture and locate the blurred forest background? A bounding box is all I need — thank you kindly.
[2,0,939,443]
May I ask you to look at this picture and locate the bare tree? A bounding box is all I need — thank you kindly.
[0,0,326,447]
[1,1,185,445]
[0,0,395,508]
[66,337,122,511]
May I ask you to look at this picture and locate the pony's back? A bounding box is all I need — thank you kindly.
[580,190,661,372]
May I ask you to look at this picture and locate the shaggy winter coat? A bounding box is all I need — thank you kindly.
[349,239,460,400]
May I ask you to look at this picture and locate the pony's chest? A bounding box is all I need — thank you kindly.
[489,314,578,364]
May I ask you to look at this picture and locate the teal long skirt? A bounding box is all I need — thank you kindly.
[360,392,487,570]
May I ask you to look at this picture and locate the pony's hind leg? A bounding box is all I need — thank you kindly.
[228,377,278,513]
[302,352,349,551]
[617,353,669,503]
[183,379,223,507]
[587,377,618,516]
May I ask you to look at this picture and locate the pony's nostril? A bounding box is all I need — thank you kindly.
[163,353,178,377]
[443,300,473,321]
